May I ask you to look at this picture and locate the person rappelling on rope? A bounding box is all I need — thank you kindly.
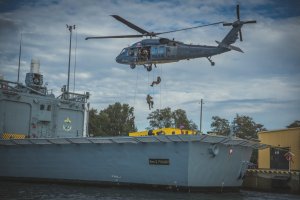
[146,94,154,110]
[150,76,161,87]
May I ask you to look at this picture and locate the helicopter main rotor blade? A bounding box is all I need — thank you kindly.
[111,15,150,35]
[155,21,224,35]
[85,34,143,40]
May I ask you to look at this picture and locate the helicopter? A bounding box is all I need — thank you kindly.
[86,5,256,71]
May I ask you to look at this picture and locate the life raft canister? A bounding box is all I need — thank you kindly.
[208,144,219,157]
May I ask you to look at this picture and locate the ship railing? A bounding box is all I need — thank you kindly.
[57,91,89,103]
[0,79,48,96]
[0,134,268,149]
[0,79,22,93]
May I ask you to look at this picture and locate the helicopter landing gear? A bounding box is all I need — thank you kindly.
[130,64,136,69]
[144,64,152,72]
[207,57,215,66]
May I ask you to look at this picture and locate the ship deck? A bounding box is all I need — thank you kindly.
[0,134,268,149]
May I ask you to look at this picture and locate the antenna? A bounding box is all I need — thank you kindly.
[73,28,78,93]
[199,99,204,133]
[66,24,76,98]
[17,33,23,83]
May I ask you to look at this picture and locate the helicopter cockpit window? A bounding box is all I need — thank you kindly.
[120,48,127,55]
[133,48,138,56]
[128,49,134,56]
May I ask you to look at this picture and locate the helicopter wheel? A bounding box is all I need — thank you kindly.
[147,65,152,71]
[207,57,215,66]
[130,64,136,69]
[144,64,152,72]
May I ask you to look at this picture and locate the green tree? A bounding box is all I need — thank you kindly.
[232,115,266,165]
[147,107,197,130]
[173,109,191,129]
[287,120,300,128]
[88,108,101,136]
[188,121,198,130]
[209,114,267,164]
[210,116,230,136]
[172,109,198,130]
[232,114,267,139]
[147,107,173,129]
[90,102,137,136]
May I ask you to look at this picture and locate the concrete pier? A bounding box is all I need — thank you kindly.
[243,169,300,194]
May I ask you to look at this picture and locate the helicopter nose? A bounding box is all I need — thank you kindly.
[116,55,122,64]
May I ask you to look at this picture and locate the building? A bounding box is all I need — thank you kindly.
[258,127,300,171]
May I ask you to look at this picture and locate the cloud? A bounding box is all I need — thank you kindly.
[0,0,299,132]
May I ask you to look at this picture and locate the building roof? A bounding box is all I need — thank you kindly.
[259,127,300,135]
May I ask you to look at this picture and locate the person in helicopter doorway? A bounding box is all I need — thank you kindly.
[150,76,161,87]
[146,94,154,110]
[141,48,149,60]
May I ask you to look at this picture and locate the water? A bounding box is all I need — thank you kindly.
[0,181,298,200]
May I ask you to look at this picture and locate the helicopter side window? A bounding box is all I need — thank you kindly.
[158,46,165,56]
[151,47,158,56]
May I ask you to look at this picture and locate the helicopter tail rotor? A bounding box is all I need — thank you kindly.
[223,4,256,42]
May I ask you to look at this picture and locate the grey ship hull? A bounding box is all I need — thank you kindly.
[0,135,256,191]
[0,67,265,191]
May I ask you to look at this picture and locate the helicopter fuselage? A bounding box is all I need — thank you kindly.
[116,38,229,67]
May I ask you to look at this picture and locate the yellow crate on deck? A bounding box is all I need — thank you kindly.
[129,128,196,137]
[2,133,26,139]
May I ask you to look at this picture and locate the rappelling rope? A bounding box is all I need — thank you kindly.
[152,68,155,96]
[159,65,162,110]
[147,70,150,94]
[133,67,139,106]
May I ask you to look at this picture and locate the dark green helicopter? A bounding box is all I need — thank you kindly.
[86,5,256,71]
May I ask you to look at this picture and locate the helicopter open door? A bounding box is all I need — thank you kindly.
[139,46,151,61]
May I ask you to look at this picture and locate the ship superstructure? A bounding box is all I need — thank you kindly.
[0,59,89,139]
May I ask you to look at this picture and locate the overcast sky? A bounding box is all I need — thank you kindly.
[0,0,299,132]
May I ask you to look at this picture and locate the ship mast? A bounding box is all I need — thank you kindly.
[66,24,76,98]
[17,33,22,83]
[200,99,204,133]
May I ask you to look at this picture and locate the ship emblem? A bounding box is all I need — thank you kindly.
[63,117,72,132]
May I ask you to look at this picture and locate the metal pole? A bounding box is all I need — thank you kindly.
[66,25,75,97]
[200,99,203,133]
[17,33,22,83]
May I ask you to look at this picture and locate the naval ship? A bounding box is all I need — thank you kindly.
[0,59,266,191]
